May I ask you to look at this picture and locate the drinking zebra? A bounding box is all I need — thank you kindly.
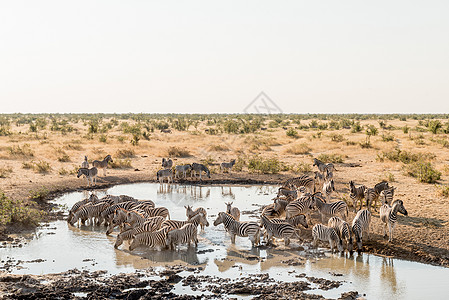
[328,216,353,253]
[191,163,211,180]
[282,175,315,193]
[260,214,301,246]
[380,200,408,242]
[349,181,366,212]
[157,169,173,183]
[175,164,192,179]
[129,226,170,251]
[92,155,113,176]
[352,209,371,253]
[161,213,209,231]
[220,159,236,173]
[166,223,199,250]
[213,212,261,247]
[162,158,173,169]
[309,194,348,222]
[277,187,298,199]
[114,217,165,249]
[311,223,343,253]
[77,167,98,187]
[69,202,109,227]
[225,202,241,221]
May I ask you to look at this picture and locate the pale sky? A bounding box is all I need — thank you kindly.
[1,1,448,114]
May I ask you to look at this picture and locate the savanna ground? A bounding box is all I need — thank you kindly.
[1,113,449,270]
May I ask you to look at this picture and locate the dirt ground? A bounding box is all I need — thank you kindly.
[1,117,449,269]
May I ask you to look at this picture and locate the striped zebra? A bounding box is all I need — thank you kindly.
[162,158,173,169]
[270,214,308,229]
[106,208,129,234]
[175,164,191,179]
[285,194,315,223]
[282,175,315,193]
[114,217,165,249]
[380,200,408,242]
[379,187,396,205]
[374,181,389,194]
[69,202,109,226]
[277,187,298,199]
[328,216,353,253]
[311,223,343,253]
[100,201,141,226]
[129,226,170,251]
[191,163,211,180]
[310,194,348,222]
[81,156,89,168]
[260,214,301,246]
[92,155,113,176]
[352,209,371,252]
[157,169,173,183]
[166,223,198,250]
[213,212,261,247]
[261,198,289,219]
[225,202,241,221]
[324,168,334,181]
[322,179,335,200]
[314,171,324,190]
[349,181,366,212]
[67,194,100,224]
[220,159,236,173]
[313,158,328,174]
[161,212,209,231]
[77,167,98,187]
[185,205,207,230]
[137,206,170,220]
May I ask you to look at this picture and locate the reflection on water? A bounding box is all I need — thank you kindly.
[1,183,448,299]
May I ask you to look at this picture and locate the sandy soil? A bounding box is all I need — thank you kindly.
[1,117,449,268]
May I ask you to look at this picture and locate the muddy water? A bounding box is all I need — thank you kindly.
[1,183,448,299]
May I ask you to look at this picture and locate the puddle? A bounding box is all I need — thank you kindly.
[0,183,447,299]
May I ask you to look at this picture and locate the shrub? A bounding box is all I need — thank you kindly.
[0,167,13,178]
[377,149,432,164]
[381,133,395,142]
[33,161,52,173]
[351,122,362,133]
[29,186,49,201]
[436,185,449,198]
[167,146,191,157]
[286,128,299,138]
[427,120,442,134]
[379,172,395,182]
[285,143,311,155]
[209,144,229,152]
[116,149,135,158]
[330,134,344,142]
[8,144,34,157]
[232,157,246,172]
[99,134,108,143]
[109,159,133,169]
[0,192,43,226]
[295,161,312,173]
[405,162,441,183]
[58,168,69,175]
[223,120,239,134]
[248,156,285,174]
[402,125,409,134]
[317,153,344,163]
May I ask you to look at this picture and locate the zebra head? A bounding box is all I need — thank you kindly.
[77,168,86,178]
[394,200,408,216]
[347,236,354,254]
[105,154,113,163]
[199,212,209,227]
[225,202,233,213]
[213,212,225,226]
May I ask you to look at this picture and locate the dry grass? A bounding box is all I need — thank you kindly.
[284,143,311,155]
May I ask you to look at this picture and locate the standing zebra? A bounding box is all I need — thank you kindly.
[129,226,170,251]
[225,202,241,221]
[161,212,209,231]
[309,193,348,223]
[166,223,198,250]
[379,187,396,205]
[175,164,191,179]
[277,187,298,199]
[328,216,353,253]
[81,156,89,168]
[77,167,98,187]
[92,155,113,176]
[285,194,315,224]
[313,158,328,174]
[220,159,236,173]
[352,209,371,253]
[283,175,315,193]
[157,169,173,183]
[213,212,261,247]
[191,163,211,180]
[311,224,343,253]
[162,158,173,169]
[260,214,300,246]
[349,181,366,212]
[322,179,336,200]
[380,200,408,242]
[185,205,207,230]
[270,215,308,229]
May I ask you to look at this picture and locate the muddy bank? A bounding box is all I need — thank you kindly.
[0,265,359,300]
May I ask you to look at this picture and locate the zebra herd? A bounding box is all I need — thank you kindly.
[77,155,113,187]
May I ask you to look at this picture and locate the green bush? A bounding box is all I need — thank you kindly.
[248,156,285,174]
[223,120,240,134]
[0,192,43,226]
[29,186,49,201]
[381,133,395,142]
[317,153,344,163]
[405,162,441,183]
[436,185,449,197]
[8,144,34,157]
[286,128,299,138]
[377,149,433,164]
[167,146,191,157]
[109,159,133,169]
[116,149,135,158]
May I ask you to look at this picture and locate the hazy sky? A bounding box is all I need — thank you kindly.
[1,1,448,114]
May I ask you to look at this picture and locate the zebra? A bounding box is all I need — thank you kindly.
[314,171,324,190]
[129,226,171,251]
[100,201,141,226]
[322,179,335,200]
[282,175,315,193]
[157,168,173,183]
[261,198,289,219]
[191,163,211,180]
[309,194,348,223]
[67,194,100,224]
[380,200,408,242]
[364,181,390,212]
[220,159,236,173]
[260,214,301,246]
[379,187,396,205]
[166,223,198,250]
[324,168,334,181]
[374,181,390,194]
[270,214,308,229]
[161,212,209,231]
[285,194,314,223]
[106,208,129,234]
[213,212,261,247]
[277,187,298,199]
[81,156,89,168]
[114,217,166,249]
[312,223,343,253]
[175,164,191,179]
[352,209,372,253]
[92,155,113,176]
[328,216,353,253]
[162,158,173,169]
[225,202,241,221]
[77,167,98,187]
[313,158,328,174]
[69,202,109,226]
[349,181,366,212]
[135,206,170,220]
[326,163,337,172]
[185,205,207,229]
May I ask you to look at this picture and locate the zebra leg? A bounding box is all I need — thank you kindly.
[329,239,334,253]
[389,223,395,242]
[231,234,236,244]
[383,223,387,238]
[284,236,290,246]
